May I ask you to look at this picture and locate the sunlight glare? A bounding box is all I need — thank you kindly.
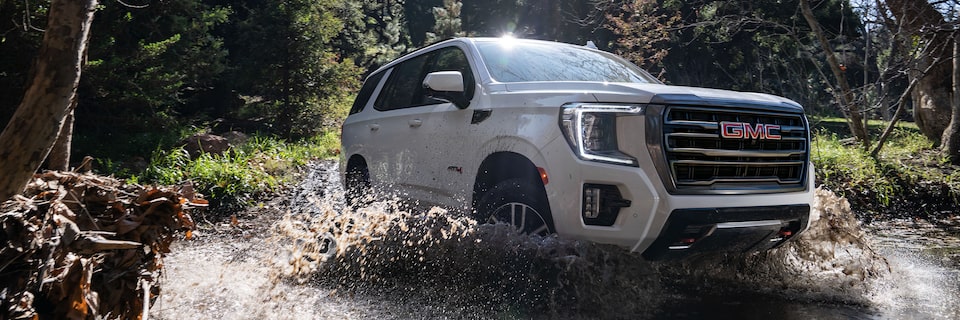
[499,33,518,50]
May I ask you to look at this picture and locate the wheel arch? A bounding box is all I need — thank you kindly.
[472,151,556,233]
[346,154,368,171]
[344,154,370,186]
[343,154,372,207]
[471,151,546,209]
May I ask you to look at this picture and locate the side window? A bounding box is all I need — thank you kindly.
[374,54,429,111]
[349,71,386,115]
[373,46,476,111]
[419,47,476,105]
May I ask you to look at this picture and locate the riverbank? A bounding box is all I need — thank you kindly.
[811,118,960,223]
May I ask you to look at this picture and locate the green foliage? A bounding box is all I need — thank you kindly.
[333,0,410,71]
[812,131,900,206]
[59,1,234,168]
[220,0,361,138]
[424,0,464,45]
[812,124,960,219]
[138,131,341,207]
[1,0,362,166]
[404,0,443,46]
[81,1,231,122]
[75,124,203,175]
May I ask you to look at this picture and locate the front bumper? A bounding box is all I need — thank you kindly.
[640,204,809,260]
[540,134,815,258]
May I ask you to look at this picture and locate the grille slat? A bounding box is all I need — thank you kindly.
[663,106,808,191]
[667,148,805,157]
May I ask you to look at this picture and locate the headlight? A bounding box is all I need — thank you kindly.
[560,103,644,166]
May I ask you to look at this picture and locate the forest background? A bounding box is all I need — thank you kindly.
[1,0,958,218]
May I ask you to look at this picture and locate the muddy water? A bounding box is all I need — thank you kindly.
[151,162,960,319]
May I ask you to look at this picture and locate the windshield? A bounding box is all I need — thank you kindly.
[475,40,658,83]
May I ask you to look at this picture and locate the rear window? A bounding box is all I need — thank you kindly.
[374,54,430,111]
[476,41,657,83]
[349,71,386,115]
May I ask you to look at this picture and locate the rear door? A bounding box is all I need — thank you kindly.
[365,54,431,195]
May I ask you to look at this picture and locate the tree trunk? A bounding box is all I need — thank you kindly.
[885,0,953,143]
[942,31,960,163]
[800,0,870,147]
[0,0,97,202]
[47,106,75,171]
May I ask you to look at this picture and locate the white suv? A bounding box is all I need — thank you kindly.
[340,37,814,259]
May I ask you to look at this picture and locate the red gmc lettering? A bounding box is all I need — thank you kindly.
[720,122,781,140]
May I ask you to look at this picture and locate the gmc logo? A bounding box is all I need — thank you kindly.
[720,122,781,140]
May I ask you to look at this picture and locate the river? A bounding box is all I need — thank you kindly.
[150,161,960,319]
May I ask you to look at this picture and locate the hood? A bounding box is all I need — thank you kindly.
[502,82,805,113]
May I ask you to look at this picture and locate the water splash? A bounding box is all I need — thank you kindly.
[154,162,958,319]
[867,217,960,319]
[657,188,892,306]
[272,195,663,318]
[272,186,898,318]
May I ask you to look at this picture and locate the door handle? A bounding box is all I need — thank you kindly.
[369,124,380,131]
[408,119,423,128]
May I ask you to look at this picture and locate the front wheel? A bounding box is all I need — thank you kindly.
[476,178,554,236]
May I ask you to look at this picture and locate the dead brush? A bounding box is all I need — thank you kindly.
[0,171,200,319]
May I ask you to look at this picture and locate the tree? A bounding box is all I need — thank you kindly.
[425,0,464,45]
[0,0,97,202]
[65,0,232,162]
[80,0,231,128]
[606,0,682,75]
[223,0,360,137]
[461,0,610,44]
[882,0,953,142]
[800,0,869,146]
[405,0,443,46]
[943,31,960,163]
[606,0,866,119]
[333,0,410,71]
[46,105,75,171]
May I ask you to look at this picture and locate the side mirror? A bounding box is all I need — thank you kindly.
[423,71,470,109]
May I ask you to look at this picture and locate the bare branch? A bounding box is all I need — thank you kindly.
[801,0,870,146]
[870,59,940,157]
[22,0,44,32]
[115,0,148,9]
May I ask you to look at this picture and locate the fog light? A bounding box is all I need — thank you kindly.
[582,184,631,226]
[584,187,601,218]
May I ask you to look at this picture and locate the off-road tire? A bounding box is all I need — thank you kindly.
[476,178,554,235]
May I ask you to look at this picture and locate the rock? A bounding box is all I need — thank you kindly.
[179,133,230,158]
[220,131,249,146]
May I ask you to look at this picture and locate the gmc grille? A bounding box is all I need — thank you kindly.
[662,106,808,193]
